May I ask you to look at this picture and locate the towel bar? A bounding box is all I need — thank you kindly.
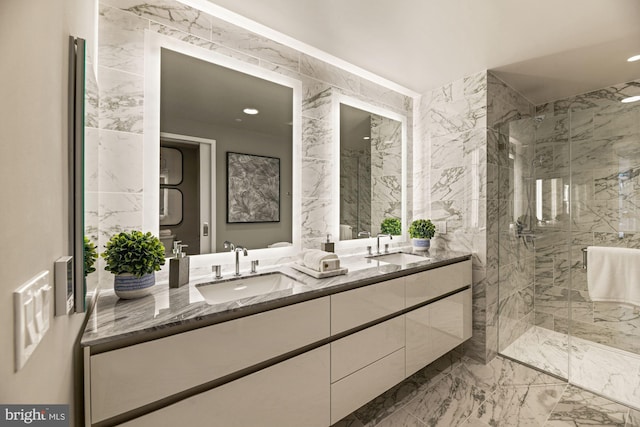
[582,247,588,270]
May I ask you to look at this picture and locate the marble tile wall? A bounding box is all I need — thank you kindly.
[419,71,494,362]
[533,80,640,355]
[84,55,101,291]
[370,114,402,235]
[488,74,536,354]
[340,144,371,238]
[96,0,413,283]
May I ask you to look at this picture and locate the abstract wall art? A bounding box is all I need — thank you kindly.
[227,152,280,223]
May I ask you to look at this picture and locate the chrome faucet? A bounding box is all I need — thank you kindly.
[224,241,248,276]
[376,233,392,255]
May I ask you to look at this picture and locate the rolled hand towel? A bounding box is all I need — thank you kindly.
[301,249,340,272]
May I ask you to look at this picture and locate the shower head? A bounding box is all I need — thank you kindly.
[534,115,545,123]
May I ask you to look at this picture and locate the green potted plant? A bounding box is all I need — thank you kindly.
[84,236,98,277]
[380,217,401,236]
[408,219,436,251]
[102,231,166,299]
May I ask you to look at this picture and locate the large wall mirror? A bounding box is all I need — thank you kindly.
[145,33,302,263]
[332,95,407,248]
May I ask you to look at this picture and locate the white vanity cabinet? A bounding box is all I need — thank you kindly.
[86,297,330,425]
[84,258,472,427]
[121,346,331,427]
[406,289,472,377]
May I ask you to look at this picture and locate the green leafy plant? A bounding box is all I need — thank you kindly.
[380,217,401,235]
[408,219,436,239]
[101,231,166,277]
[84,236,98,277]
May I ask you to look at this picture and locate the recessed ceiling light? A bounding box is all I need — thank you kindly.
[627,54,640,62]
[621,95,640,103]
[234,118,243,122]
[243,108,259,115]
[363,136,370,140]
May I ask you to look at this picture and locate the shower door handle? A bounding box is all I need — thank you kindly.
[203,222,209,237]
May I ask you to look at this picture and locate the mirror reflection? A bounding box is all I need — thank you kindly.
[339,104,403,240]
[159,49,293,255]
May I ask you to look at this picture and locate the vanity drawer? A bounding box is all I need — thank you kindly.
[90,297,330,424]
[405,288,472,377]
[330,348,405,424]
[122,345,330,427]
[331,316,404,382]
[331,277,405,334]
[405,260,471,307]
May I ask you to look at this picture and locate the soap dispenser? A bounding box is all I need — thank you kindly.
[320,233,334,253]
[169,241,189,288]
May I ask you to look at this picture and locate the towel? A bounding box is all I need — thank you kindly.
[340,224,353,240]
[587,246,640,307]
[268,241,292,248]
[297,249,340,272]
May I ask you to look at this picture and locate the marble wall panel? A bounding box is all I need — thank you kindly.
[99,4,147,75]
[98,130,144,194]
[102,0,211,39]
[553,80,640,115]
[149,23,260,65]
[98,66,144,133]
[97,0,413,275]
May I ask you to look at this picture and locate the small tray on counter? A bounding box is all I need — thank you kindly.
[290,263,348,278]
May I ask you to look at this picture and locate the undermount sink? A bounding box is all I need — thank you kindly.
[196,272,303,305]
[368,252,429,266]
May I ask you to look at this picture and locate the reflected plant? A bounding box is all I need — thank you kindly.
[380,217,401,235]
[84,236,98,277]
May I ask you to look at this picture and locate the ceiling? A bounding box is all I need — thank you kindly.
[205,0,640,104]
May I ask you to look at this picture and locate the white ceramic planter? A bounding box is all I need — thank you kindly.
[411,238,431,251]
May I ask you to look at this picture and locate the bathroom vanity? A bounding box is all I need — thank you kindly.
[82,250,471,426]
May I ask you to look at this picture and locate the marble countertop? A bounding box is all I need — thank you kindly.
[81,248,471,350]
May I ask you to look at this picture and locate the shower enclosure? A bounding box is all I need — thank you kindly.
[497,80,640,409]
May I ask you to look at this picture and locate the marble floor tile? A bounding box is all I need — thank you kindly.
[371,409,426,427]
[571,344,640,408]
[471,384,566,426]
[545,385,629,426]
[340,352,639,427]
[627,409,640,426]
[332,414,365,427]
[503,325,640,409]
[501,326,569,378]
[354,352,463,426]
[401,374,487,427]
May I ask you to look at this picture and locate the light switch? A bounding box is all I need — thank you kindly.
[14,271,51,371]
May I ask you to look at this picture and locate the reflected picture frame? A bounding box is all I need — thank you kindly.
[227,152,280,223]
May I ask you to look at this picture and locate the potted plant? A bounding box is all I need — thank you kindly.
[84,236,98,277]
[380,217,401,236]
[408,219,436,251]
[102,231,166,299]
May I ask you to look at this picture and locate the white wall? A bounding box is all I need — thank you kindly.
[0,0,96,424]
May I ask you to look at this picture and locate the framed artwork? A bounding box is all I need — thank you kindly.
[227,152,280,223]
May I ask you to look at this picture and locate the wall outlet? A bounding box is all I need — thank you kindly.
[14,271,52,371]
[435,220,447,234]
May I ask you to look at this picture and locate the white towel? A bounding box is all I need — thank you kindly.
[340,224,353,240]
[297,249,340,272]
[268,241,292,248]
[587,246,640,307]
